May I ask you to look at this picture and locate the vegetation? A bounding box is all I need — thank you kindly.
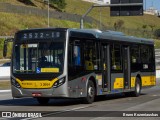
[154,39,160,49]
[50,0,66,10]
[17,0,35,6]
[0,81,11,90]
[113,19,125,31]
[154,29,160,39]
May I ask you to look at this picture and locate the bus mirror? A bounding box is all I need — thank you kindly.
[3,38,14,58]
[3,41,7,58]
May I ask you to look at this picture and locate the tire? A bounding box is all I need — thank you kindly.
[83,80,95,104]
[131,77,141,97]
[36,98,50,105]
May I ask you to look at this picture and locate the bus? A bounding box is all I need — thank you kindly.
[3,28,156,104]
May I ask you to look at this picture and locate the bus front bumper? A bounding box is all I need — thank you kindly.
[11,85,68,98]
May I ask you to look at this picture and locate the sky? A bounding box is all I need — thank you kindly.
[144,0,160,11]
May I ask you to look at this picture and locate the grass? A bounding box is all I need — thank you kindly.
[65,0,160,30]
[0,12,80,36]
[0,81,10,90]
[154,39,160,49]
[1,0,160,31]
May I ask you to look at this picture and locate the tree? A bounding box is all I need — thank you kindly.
[142,24,147,31]
[50,0,66,10]
[114,19,124,30]
[149,24,155,32]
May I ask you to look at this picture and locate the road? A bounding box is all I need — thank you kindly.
[0,79,160,120]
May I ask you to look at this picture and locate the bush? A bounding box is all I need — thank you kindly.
[114,19,124,31]
[17,0,35,6]
[50,0,66,10]
[154,29,160,39]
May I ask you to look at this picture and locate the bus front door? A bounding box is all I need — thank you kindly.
[123,46,131,89]
[101,44,111,92]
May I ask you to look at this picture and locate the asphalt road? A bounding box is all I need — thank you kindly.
[0,79,160,120]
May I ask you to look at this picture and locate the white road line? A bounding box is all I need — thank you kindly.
[0,90,11,93]
[20,105,94,120]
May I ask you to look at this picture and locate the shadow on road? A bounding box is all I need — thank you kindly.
[0,93,147,107]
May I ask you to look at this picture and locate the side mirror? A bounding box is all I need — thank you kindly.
[3,38,14,58]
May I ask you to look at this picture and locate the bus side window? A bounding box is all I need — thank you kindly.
[84,41,96,71]
[111,44,122,71]
[74,46,81,66]
[68,39,84,80]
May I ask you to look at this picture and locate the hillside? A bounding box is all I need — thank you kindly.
[0,0,160,35]
[65,0,160,30]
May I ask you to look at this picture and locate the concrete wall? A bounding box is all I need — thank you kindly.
[0,67,10,79]
[156,70,160,78]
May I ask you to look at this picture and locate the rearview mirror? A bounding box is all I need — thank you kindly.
[3,38,14,58]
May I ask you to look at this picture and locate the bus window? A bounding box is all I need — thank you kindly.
[74,46,81,66]
[131,45,141,71]
[68,39,84,80]
[141,45,155,71]
[111,44,122,71]
[84,41,97,70]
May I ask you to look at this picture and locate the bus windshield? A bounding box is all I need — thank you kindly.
[13,41,65,74]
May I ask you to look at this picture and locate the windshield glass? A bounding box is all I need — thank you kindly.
[13,41,65,74]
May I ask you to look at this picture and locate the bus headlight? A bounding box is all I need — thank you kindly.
[11,78,21,88]
[53,77,65,88]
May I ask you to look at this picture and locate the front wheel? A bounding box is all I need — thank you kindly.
[83,80,95,104]
[131,77,141,97]
[36,97,50,105]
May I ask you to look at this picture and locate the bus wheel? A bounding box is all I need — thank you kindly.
[131,77,141,97]
[83,80,95,104]
[36,97,50,105]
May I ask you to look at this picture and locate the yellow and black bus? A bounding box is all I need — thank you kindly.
[4,28,156,104]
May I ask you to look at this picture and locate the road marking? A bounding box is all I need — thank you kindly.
[0,90,11,93]
[20,105,95,120]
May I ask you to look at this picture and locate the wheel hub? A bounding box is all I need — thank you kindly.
[88,86,94,98]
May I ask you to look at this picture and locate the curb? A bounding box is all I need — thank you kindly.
[0,90,11,93]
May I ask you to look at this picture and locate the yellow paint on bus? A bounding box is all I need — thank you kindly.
[16,78,58,89]
[141,76,156,86]
[114,78,124,89]
[113,76,156,89]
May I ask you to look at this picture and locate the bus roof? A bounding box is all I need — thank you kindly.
[69,28,154,45]
[16,28,154,45]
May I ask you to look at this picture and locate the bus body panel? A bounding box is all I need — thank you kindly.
[11,79,69,98]
[68,73,97,98]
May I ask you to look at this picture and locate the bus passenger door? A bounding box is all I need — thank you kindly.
[123,46,131,89]
[101,44,111,92]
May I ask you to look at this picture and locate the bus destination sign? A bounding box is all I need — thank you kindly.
[19,31,64,40]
